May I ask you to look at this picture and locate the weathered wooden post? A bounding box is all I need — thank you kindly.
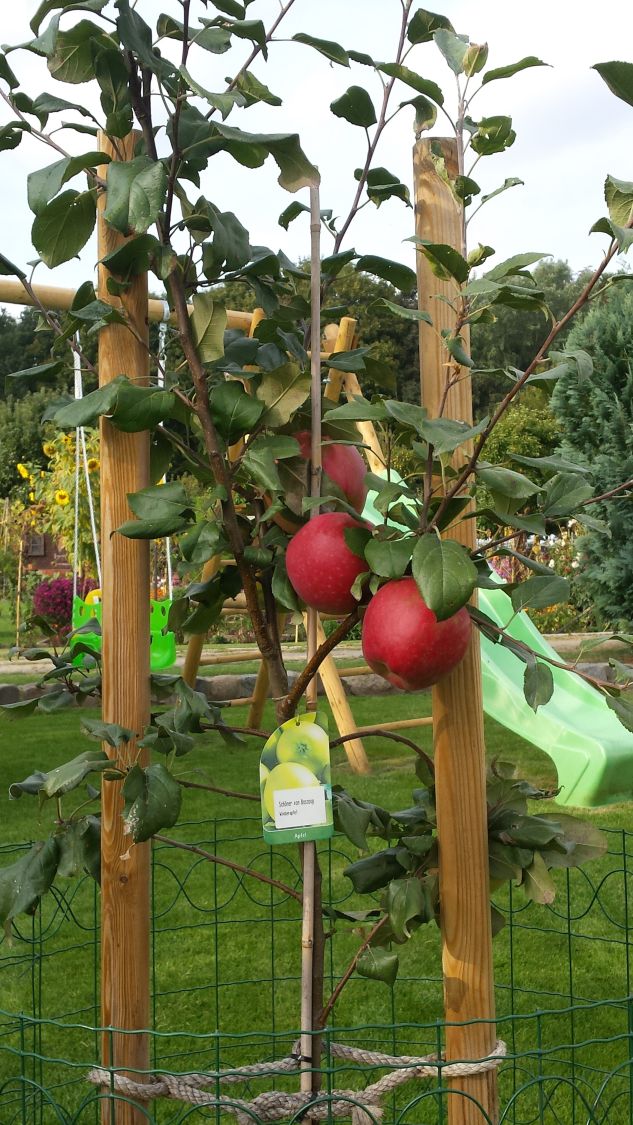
[97,131,151,1122]
[414,137,498,1124]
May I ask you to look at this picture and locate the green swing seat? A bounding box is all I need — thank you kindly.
[71,595,177,671]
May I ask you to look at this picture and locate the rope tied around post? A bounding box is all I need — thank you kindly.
[87,1037,507,1122]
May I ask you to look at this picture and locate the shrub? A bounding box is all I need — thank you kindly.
[32,575,96,632]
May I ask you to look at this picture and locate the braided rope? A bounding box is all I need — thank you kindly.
[88,1038,506,1121]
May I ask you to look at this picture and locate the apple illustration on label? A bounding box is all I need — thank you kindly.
[361,576,471,691]
[286,512,368,615]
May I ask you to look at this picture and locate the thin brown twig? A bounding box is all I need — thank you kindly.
[331,728,435,777]
[176,777,259,802]
[428,232,626,533]
[318,917,387,1027]
[280,607,361,719]
[153,834,302,901]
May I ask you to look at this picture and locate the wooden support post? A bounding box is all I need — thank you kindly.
[305,615,370,774]
[97,132,151,1123]
[414,138,498,1124]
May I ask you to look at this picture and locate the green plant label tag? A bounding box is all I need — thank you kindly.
[260,711,334,845]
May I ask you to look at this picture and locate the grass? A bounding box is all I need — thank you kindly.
[0,695,632,1122]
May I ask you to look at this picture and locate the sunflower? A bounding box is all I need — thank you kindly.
[42,442,56,458]
[63,434,75,449]
[87,457,99,472]
[16,463,29,479]
[55,489,70,506]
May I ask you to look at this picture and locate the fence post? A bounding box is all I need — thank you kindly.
[97,130,151,1123]
[414,137,498,1124]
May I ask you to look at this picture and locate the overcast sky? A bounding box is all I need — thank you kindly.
[0,0,632,307]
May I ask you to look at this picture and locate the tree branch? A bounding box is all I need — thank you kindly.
[153,834,302,901]
[279,607,361,719]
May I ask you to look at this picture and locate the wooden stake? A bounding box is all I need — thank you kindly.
[97,132,151,1123]
[0,276,253,331]
[414,137,498,1125]
[305,614,370,774]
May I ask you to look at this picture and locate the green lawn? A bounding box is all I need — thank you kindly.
[0,695,631,1123]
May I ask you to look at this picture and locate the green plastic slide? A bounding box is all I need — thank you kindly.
[363,474,633,808]
[478,586,633,808]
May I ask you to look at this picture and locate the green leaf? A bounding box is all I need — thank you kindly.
[470,115,516,156]
[482,57,548,85]
[592,61,633,108]
[292,33,349,67]
[463,43,488,76]
[5,359,64,386]
[443,332,473,368]
[407,8,453,44]
[522,852,556,906]
[374,298,432,324]
[510,575,570,613]
[0,52,19,89]
[191,294,228,364]
[122,763,182,844]
[32,189,96,267]
[604,175,633,227]
[410,239,469,284]
[479,178,524,207]
[234,69,282,108]
[271,563,301,612]
[357,166,410,208]
[255,362,311,427]
[344,848,409,894]
[104,157,167,236]
[0,839,60,926]
[401,94,438,133]
[41,750,111,799]
[323,397,387,422]
[365,535,414,579]
[211,122,319,192]
[434,29,469,74]
[356,255,416,292]
[81,719,134,747]
[210,381,264,442]
[357,946,399,986]
[56,816,100,882]
[418,416,488,456]
[180,66,246,119]
[0,253,26,279]
[412,535,477,620]
[278,201,308,230]
[241,434,300,492]
[47,19,110,83]
[27,150,108,215]
[523,661,554,713]
[54,376,176,433]
[542,472,594,518]
[333,791,372,849]
[119,481,195,539]
[330,86,376,128]
[484,251,550,281]
[376,63,443,105]
[117,0,173,80]
[476,464,540,501]
[31,0,107,35]
[539,814,607,869]
[384,876,431,941]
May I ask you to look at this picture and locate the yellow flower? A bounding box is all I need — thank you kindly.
[40,471,46,479]
[55,489,70,506]
[63,434,75,448]
[16,463,29,479]
[28,491,35,502]
[87,457,99,472]
[42,442,56,457]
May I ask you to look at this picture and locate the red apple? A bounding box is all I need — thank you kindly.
[295,431,367,514]
[361,576,471,691]
[286,512,368,615]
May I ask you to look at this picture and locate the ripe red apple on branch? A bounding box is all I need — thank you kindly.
[294,431,368,514]
[361,576,471,691]
[286,511,369,615]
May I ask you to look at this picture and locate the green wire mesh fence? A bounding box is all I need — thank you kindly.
[1,817,632,1123]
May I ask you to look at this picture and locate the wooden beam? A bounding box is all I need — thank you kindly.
[97,132,151,1123]
[414,137,498,1125]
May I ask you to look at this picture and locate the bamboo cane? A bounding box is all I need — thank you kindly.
[97,132,151,1124]
[414,137,498,1125]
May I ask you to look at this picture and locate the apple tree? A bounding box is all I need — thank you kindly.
[0,1,631,1005]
